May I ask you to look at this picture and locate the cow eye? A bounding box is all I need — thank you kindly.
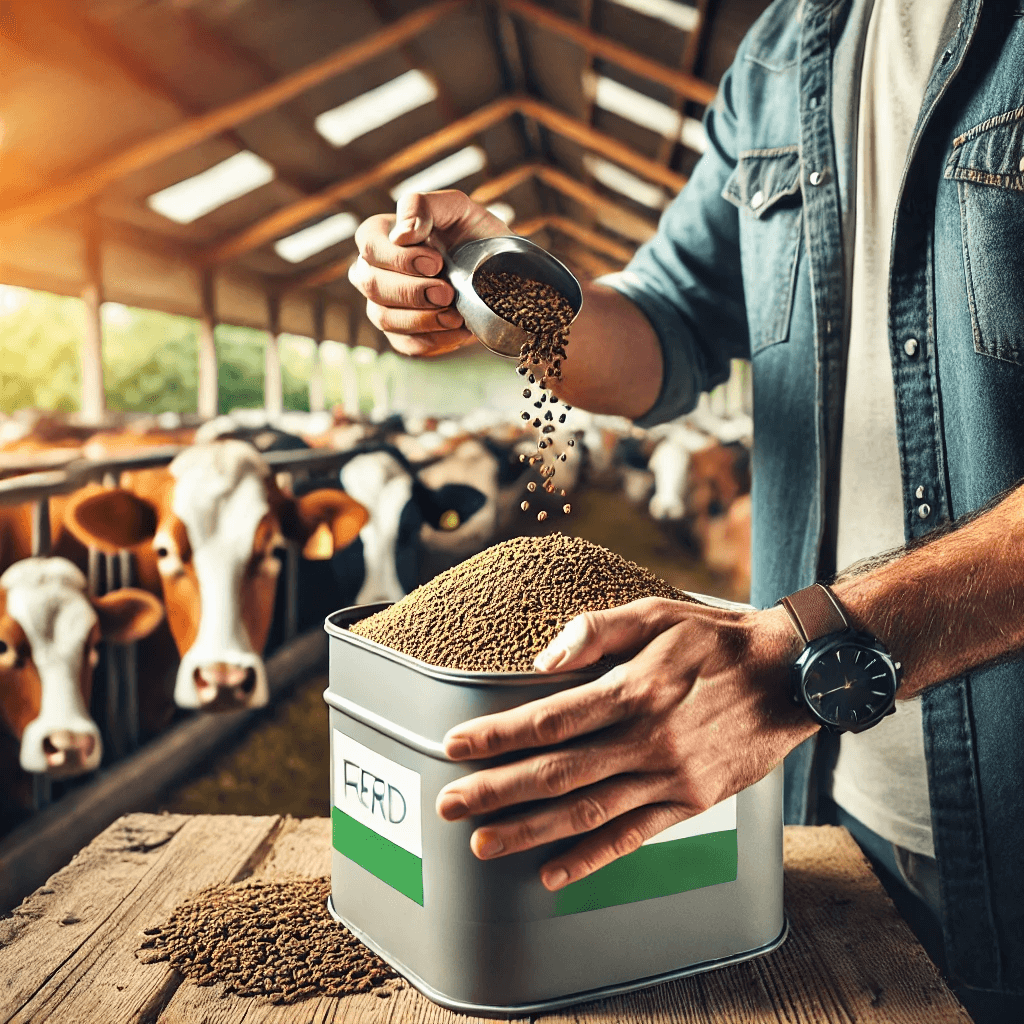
[156,547,169,558]
[0,640,7,654]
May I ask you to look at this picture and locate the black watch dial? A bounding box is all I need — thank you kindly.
[798,636,898,732]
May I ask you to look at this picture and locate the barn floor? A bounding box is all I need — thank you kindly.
[158,484,738,817]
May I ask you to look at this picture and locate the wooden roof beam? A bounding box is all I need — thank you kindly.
[499,0,717,106]
[203,97,683,266]
[0,0,469,233]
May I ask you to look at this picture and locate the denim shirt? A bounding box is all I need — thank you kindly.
[605,0,1024,994]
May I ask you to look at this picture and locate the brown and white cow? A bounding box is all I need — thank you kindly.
[63,440,368,712]
[0,557,163,776]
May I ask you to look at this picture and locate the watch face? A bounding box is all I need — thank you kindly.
[802,642,897,730]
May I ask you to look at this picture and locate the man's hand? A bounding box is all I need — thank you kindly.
[434,597,815,891]
[348,190,511,357]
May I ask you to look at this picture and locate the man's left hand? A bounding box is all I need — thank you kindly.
[434,597,816,891]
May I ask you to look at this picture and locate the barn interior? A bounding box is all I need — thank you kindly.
[0,0,769,907]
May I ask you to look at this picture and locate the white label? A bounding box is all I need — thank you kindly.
[333,730,422,858]
[643,794,737,846]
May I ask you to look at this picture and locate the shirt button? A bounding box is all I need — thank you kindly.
[750,190,764,210]
[809,171,823,186]
[918,503,932,519]
[915,486,925,499]
[904,338,919,356]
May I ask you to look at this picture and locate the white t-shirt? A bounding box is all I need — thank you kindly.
[830,0,959,859]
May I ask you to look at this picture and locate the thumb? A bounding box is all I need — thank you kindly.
[533,598,701,673]
[389,189,511,247]
[389,192,435,245]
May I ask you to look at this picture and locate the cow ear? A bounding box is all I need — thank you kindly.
[65,485,158,553]
[93,588,164,644]
[413,480,486,530]
[284,490,369,560]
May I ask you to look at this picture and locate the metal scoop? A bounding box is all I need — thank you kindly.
[432,235,583,359]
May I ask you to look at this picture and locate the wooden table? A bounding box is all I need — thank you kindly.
[0,815,971,1023]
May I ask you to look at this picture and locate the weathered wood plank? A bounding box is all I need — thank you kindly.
[1,814,283,1024]
[0,814,189,1023]
[157,816,525,1024]
[4,818,968,1024]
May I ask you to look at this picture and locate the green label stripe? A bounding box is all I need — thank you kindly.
[554,829,737,916]
[332,807,424,906]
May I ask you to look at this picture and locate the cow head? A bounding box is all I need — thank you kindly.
[64,441,368,712]
[0,557,163,776]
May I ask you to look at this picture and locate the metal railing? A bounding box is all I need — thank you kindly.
[0,444,354,814]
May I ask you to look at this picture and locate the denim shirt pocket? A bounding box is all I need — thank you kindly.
[722,146,803,354]
[944,106,1024,365]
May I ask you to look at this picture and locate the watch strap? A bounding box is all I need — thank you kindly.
[779,583,849,644]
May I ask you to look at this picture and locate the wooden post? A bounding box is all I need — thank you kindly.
[309,293,326,414]
[342,307,363,418]
[80,228,105,423]
[265,293,283,418]
[197,270,219,419]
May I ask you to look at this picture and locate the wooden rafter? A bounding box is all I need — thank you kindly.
[0,0,469,233]
[516,215,634,263]
[500,0,717,105]
[203,95,520,265]
[468,163,539,206]
[202,97,684,267]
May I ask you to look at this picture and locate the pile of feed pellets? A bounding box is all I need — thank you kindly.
[350,533,696,672]
[138,877,403,1004]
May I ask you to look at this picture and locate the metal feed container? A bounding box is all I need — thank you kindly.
[324,599,786,1017]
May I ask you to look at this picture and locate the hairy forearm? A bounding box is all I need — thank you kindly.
[548,283,663,420]
[831,480,1024,698]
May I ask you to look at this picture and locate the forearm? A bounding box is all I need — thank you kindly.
[548,283,663,420]
[831,480,1024,698]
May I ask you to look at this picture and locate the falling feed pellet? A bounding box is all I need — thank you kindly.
[474,266,577,518]
[527,481,537,492]
[537,510,548,521]
[138,878,403,1004]
[350,534,697,672]
[563,503,572,514]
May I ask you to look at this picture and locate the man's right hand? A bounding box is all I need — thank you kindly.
[348,189,512,357]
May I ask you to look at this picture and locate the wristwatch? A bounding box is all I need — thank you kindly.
[778,583,899,734]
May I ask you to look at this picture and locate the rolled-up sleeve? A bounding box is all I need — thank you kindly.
[599,60,750,427]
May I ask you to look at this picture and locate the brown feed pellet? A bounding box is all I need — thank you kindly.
[474,266,577,517]
[350,534,698,672]
[138,877,403,1004]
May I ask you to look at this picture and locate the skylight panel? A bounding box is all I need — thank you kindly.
[587,74,709,154]
[389,146,487,200]
[147,151,275,224]
[606,0,699,32]
[487,202,516,225]
[680,116,707,153]
[315,70,438,147]
[274,212,359,263]
[584,155,668,210]
[587,73,682,137]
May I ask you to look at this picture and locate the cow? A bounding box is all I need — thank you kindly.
[328,445,488,606]
[0,556,163,778]
[647,424,718,522]
[62,440,368,712]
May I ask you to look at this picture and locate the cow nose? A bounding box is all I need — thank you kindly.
[42,731,97,773]
[194,664,259,707]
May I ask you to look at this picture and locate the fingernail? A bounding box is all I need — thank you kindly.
[438,794,468,820]
[477,835,504,858]
[543,867,569,890]
[446,738,471,760]
[413,255,439,276]
[534,646,568,672]
[425,284,449,306]
[438,308,463,329]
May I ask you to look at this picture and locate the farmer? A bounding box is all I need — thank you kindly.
[349,1,1024,1018]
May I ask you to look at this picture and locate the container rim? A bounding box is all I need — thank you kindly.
[324,604,609,688]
